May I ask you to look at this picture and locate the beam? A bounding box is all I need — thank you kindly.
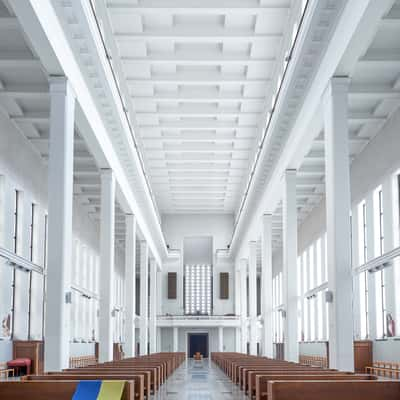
[133,95,265,102]
[107,3,290,14]
[0,58,42,68]
[121,55,276,65]
[115,32,283,41]
[136,111,261,117]
[127,76,270,85]
[141,135,255,142]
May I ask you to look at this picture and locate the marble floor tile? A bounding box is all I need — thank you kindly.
[153,359,247,399]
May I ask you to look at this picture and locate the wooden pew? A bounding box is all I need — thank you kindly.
[267,380,400,400]
[0,380,134,400]
[255,374,377,400]
[246,369,351,395]
[24,374,144,400]
[53,368,151,398]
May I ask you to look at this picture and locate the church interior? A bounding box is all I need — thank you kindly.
[0,0,400,399]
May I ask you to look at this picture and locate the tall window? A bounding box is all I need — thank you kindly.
[29,203,35,262]
[184,264,211,315]
[272,272,283,343]
[13,190,20,253]
[299,235,328,342]
[374,187,387,338]
[359,271,369,339]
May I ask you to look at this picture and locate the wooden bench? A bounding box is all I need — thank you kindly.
[69,355,97,368]
[267,380,400,400]
[24,374,145,400]
[54,368,151,398]
[299,355,328,368]
[255,374,377,400]
[246,369,351,396]
[0,380,134,400]
[0,362,14,380]
[366,365,400,379]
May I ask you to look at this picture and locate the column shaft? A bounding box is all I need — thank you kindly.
[240,258,248,353]
[323,77,354,371]
[99,169,116,362]
[173,327,178,352]
[124,214,136,357]
[149,259,157,353]
[249,241,258,355]
[261,214,273,357]
[282,169,298,362]
[218,326,224,352]
[139,241,149,355]
[44,77,75,371]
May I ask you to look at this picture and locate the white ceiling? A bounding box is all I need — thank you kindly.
[268,0,400,249]
[103,0,294,214]
[0,0,129,248]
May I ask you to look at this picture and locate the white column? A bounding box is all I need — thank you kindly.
[323,77,354,371]
[365,193,377,339]
[124,214,136,357]
[44,77,75,371]
[234,266,241,352]
[98,169,115,363]
[240,258,248,353]
[157,327,162,352]
[173,327,179,352]
[382,175,397,331]
[351,206,361,339]
[261,214,274,357]
[249,241,257,355]
[139,241,149,355]
[282,169,298,362]
[218,326,224,352]
[149,258,157,353]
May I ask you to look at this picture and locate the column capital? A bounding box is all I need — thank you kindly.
[49,75,76,98]
[100,168,114,179]
[324,76,350,99]
[248,240,257,249]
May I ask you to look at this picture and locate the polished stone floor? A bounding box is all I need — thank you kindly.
[153,359,247,399]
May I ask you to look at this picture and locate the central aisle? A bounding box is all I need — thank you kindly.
[153,358,247,399]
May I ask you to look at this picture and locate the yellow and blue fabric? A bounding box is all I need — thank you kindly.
[72,380,125,400]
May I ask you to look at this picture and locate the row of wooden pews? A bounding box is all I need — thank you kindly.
[211,352,400,400]
[0,352,185,400]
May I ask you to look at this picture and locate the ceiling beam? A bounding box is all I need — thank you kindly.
[136,111,260,117]
[0,58,42,69]
[107,3,290,14]
[0,17,19,29]
[127,77,270,85]
[121,55,276,66]
[115,32,283,41]
[133,95,265,102]
[141,135,255,142]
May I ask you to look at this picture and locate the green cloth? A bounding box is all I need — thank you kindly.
[96,380,125,400]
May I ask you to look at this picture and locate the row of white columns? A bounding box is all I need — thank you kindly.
[235,77,354,371]
[44,76,159,371]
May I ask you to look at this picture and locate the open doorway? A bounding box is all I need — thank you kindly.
[188,332,209,358]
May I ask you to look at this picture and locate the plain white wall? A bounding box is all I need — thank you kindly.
[160,214,235,316]
[0,108,124,361]
[293,107,400,361]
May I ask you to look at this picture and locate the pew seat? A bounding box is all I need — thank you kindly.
[0,380,134,400]
[24,374,144,400]
[255,374,377,400]
[267,380,400,400]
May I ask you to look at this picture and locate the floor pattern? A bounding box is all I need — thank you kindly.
[153,359,247,399]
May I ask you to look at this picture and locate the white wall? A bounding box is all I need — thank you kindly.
[159,326,236,355]
[160,214,235,315]
[293,108,400,361]
[0,110,124,361]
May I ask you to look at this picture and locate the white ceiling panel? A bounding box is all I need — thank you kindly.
[104,0,292,214]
